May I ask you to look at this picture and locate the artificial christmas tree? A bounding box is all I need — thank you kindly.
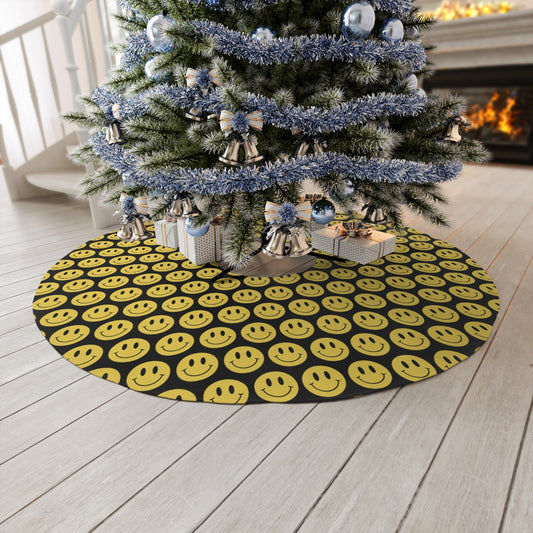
[64,0,487,267]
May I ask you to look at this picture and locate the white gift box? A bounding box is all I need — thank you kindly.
[312,226,396,264]
[177,219,223,265]
[154,219,179,249]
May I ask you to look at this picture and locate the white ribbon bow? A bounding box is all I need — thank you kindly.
[219,110,263,133]
[264,201,312,224]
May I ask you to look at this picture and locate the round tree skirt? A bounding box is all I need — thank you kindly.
[33,219,499,404]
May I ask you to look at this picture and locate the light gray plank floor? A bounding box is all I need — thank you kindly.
[0,163,532,533]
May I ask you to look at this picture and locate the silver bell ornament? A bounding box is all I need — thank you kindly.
[106,121,125,145]
[296,139,326,158]
[243,135,263,164]
[219,138,242,165]
[184,217,211,237]
[288,227,312,257]
[169,196,183,217]
[117,219,135,241]
[131,216,152,240]
[263,226,289,258]
[442,116,469,143]
[181,196,201,218]
[311,199,336,225]
[362,202,387,224]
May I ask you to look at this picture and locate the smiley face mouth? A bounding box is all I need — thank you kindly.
[205,337,233,346]
[362,319,384,328]
[275,354,303,364]
[133,374,165,387]
[100,330,127,339]
[402,368,431,379]
[311,380,340,393]
[231,358,259,370]
[183,365,213,377]
[286,328,311,337]
[261,386,293,398]
[437,336,466,345]
[397,339,425,348]
[356,373,386,385]
[87,312,114,321]
[316,349,345,359]
[143,324,170,333]
[358,343,384,354]
[209,393,243,404]
[56,333,84,344]
[324,325,347,333]
[183,318,210,327]
[113,349,143,360]
[160,342,192,354]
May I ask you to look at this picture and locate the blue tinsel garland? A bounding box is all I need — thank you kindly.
[90,130,462,195]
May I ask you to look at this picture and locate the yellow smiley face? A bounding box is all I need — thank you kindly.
[166,271,194,283]
[316,315,352,335]
[182,280,210,294]
[69,249,95,259]
[418,288,452,303]
[200,327,237,349]
[98,276,129,290]
[303,270,329,283]
[488,298,499,312]
[393,244,410,254]
[314,258,333,269]
[63,344,104,368]
[254,302,286,320]
[434,239,455,249]
[411,252,437,263]
[156,332,195,356]
[146,284,177,298]
[392,355,437,381]
[464,321,492,341]
[120,264,148,276]
[94,319,134,341]
[123,300,158,317]
[356,279,386,292]
[138,315,174,335]
[35,282,60,296]
[89,240,114,250]
[412,262,441,274]
[109,338,151,362]
[387,308,425,326]
[386,291,420,307]
[241,322,277,343]
[443,272,475,285]
[110,287,143,302]
[322,295,354,312]
[358,266,385,278]
[472,269,492,281]
[198,292,229,308]
[267,342,308,366]
[109,255,135,266]
[422,305,459,323]
[439,260,468,271]
[161,296,194,313]
[176,353,218,381]
[277,317,314,339]
[139,253,165,263]
[385,264,413,276]
[50,325,90,346]
[90,367,121,383]
[436,248,462,259]
[126,361,171,391]
[33,294,68,311]
[224,346,265,373]
[449,286,483,300]
[348,360,392,389]
[179,310,214,329]
[254,372,299,402]
[353,311,389,330]
[385,276,416,290]
[326,281,355,295]
[78,257,106,269]
[133,273,162,286]
[288,299,320,316]
[479,283,498,296]
[232,288,262,304]
[127,245,152,255]
[273,273,301,284]
[414,274,446,287]
[243,276,270,287]
[196,267,222,279]
[264,286,294,300]
[408,233,431,242]
[390,328,431,350]
[410,242,434,251]
[213,277,241,291]
[295,282,325,298]
[53,269,84,281]
[302,365,346,398]
[81,304,119,322]
[427,325,469,347]
[88,266,118,278]
[434,349,468,370]
[350,333,390,356]
[39,308,78,327]
[158,389,197,401]
[455,302,492,319]
[152,261,178,272]
[63,279,95,293]
[330,268,357,280]
[310,337,350,361]
[203,379,249,404]
[99,247,124,257]
[217,306,250,324]
[385,253,411,264]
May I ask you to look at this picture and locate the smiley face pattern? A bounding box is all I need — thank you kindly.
[33,220,499,404]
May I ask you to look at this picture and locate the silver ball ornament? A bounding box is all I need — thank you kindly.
[185,218,211,237]
[252,27,275,41]
[311,199,336,225]
[405,74,418,92]
[380,18,404,43]
[146,14,174,52]
[342,2,375,40]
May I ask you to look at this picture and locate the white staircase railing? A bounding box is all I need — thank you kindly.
[0,0,120,227]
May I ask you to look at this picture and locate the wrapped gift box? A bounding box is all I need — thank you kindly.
[154,218,179,249]
[312,226,396,264]
[177,219,223,265]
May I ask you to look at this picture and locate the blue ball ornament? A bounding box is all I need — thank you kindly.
[185,217,211,237]
[312,199,336,225]
[380,18,404,43]
[252,27,275,41]
[144,57,162,80]
[342,2,375,40]
[405,74,418,92]
[146,14,174,52]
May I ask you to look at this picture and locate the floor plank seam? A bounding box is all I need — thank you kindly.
[0,319,44,338]
[293,389,402,533]
[0,358,60,389]
[89,404,246,533]
[0,390,171,526]
[498,393,533,533]
[0,386,126,468]
[0,340,46,360]
[394,258,532,533]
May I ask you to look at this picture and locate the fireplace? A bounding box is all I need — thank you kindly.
[424,64,533,164]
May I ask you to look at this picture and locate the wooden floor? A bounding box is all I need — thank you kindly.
[1,163,532,533]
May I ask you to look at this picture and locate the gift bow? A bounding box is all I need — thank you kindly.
[220,110,263,133]
[185,68,222,88]
[334,221,372,238]
[119,194,150,216]
[264,201,312,224]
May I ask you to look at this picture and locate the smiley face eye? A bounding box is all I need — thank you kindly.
[412,359,420,367]
[401,361,409,369]
[266,378,273,387]
[140,368,147,376]
[312,372,319,381]
[324,371,331,380]
[357,366,365,374]
[153,366,158,374]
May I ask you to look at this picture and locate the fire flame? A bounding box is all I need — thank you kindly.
[426,1,513,20]
[466,91,523,141]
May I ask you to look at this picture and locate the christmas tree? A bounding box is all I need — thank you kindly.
[65,0,487,266]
